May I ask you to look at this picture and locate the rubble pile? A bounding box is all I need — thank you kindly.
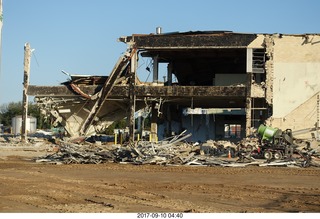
[35,141,237,166]
[0,131,62,156]
[0,130,56,146]
[34,133,320,168]
[35,133,210,165]
[2,130,319,168]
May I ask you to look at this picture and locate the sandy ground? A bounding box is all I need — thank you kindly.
[0,145,320,214]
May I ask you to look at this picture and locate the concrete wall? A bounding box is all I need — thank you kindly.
[267,34,320,137]
[158,34,320,141]
[272,34,320,117]
[270,93,319,139]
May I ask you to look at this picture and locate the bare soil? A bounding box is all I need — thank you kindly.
[0,147,320,213]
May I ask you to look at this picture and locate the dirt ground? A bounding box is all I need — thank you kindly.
[0,145,320,214]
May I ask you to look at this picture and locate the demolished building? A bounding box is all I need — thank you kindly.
[27,30,320,142]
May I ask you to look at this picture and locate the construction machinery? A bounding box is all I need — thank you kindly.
[257,124,295,160]
[250,124,320,167]
[235,124,319,167]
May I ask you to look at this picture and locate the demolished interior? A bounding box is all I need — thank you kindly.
[27,30,320,142]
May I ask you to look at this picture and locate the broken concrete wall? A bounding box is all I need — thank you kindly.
[248,34,320,137]
[272,34,320,117]
[251,83,265,98]
[28,31,320,141]
[267,34,320,135]
[247,35,265,49]
[247,35,267,98]
[270,92,319,139]
[263,35,275,106]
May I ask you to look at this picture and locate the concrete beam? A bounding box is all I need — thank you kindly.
[131,32,257,49]
[134,86,246,97]
[28,85,246,98]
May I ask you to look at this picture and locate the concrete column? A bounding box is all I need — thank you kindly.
[245,72,252,137]
[128,50,137,141]
[21,43,31,143]
[153,56,159,83]
[150,102,158,142]
[166,104,172,137]
[246,48,254,137]
[246,48,253,73]
[167,62,173,86]
[137,113,142,136]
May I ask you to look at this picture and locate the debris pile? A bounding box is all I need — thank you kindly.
[0,130,64,157]
[0,130,57,146]
[34,132,320,168]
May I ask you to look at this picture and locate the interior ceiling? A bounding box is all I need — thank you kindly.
[140,48,247,86]
[140,48,246,61]
[136,96,246,108]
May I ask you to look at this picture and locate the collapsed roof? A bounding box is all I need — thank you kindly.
[27,30,320,141]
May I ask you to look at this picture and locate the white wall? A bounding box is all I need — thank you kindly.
[272,35,320,118]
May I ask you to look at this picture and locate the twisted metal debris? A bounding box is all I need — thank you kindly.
[35,132,320,168]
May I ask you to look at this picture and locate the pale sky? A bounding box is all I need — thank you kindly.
[0,0,319,105]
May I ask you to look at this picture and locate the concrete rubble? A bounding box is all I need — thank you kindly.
[1,129,319,168]
[31,131,320,168]
[0,132,60,159]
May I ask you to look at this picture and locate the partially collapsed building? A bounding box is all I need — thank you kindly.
[27,30,320,142]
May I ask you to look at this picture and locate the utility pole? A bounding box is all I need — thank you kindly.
[129,50,137,142]
[21,43,31,143]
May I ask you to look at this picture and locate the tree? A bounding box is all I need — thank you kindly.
[0,102,21,126]
[104,118,127,135]
[0,101,50,129]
